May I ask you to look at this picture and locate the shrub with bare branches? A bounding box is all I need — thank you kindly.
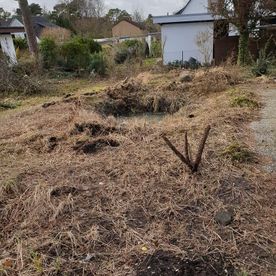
[0,58,43,95]
[40,27,71,44]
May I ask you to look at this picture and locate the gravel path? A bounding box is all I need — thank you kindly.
[251,87,276,173]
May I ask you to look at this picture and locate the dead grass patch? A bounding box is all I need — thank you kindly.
[0,70,275,275]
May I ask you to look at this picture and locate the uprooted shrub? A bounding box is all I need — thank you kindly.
[95,78,187,116]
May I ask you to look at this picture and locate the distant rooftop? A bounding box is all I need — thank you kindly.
[0,19,13,27]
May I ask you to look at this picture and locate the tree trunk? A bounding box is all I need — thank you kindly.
[18,0,38,57]
[237,31,249,66]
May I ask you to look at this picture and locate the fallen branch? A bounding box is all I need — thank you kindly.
[162,125,211,173]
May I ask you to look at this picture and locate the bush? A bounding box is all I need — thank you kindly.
[114,39,148,64]
[252,49,270,76]
[40,38,58,69]
[13,37,28,50]
[114,48,130,64]
[61,38,89,70]
[151,40,162,58]
[60,37,102,71]
[167,60,182,69]
[252,37,276,76]
[122,39,142,49]
[89,53,106,76]
[86,38,102,54]
[185,57,201,69]
[0,58,43,95]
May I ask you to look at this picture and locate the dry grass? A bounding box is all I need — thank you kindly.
[0,68,275,275]
[40,27,72,44]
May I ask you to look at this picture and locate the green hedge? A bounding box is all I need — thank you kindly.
[40,38,58,69]
[39,36,106,75]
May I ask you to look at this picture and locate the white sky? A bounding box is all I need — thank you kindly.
[0,0,185,16]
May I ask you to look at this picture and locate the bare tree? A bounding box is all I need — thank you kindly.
[91,0,105,18]
[132,8,144,23]
[18,0,38,57]
[195,30,213,64]
[210,0,276,65]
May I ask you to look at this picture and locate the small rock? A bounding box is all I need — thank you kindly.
[215,210,233,226]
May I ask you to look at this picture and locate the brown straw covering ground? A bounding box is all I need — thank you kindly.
[0,68,275,275]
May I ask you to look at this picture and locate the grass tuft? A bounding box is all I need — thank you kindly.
[222,143,254,162]
[231,96,259,109]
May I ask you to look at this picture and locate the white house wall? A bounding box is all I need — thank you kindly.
[182,0,210,14]
[161,22,214,64]
[0,34,17,64]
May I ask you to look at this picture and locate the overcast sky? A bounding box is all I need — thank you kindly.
[0,0,185,16]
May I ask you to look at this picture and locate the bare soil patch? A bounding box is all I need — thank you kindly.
[136,251,235,276]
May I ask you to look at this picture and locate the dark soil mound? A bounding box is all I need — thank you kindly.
[73,138,120,154]
[137,251,235,276]
[96,79,147,116]
[95,78,187,116]
[72,122,117,136]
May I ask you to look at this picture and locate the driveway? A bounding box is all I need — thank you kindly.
[251,87,276,173]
